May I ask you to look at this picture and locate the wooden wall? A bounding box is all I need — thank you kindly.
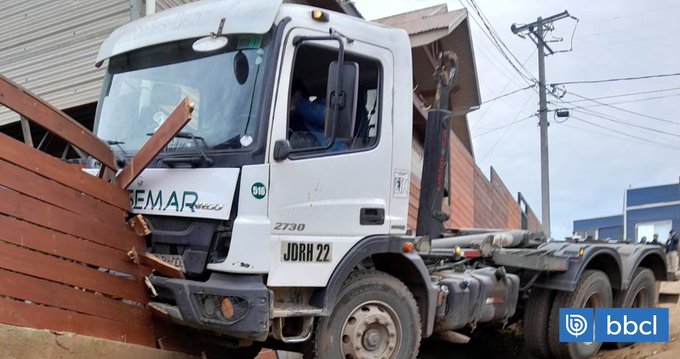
[409,132,543,233]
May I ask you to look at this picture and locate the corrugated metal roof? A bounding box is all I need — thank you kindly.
[0,0,196,127]
[0,0,131,126]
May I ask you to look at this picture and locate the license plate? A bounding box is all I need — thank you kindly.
[154,254,185,272]
[281,241,332,262]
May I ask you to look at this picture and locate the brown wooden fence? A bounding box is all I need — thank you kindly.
[409,133,543,233]
[0,75,190,347]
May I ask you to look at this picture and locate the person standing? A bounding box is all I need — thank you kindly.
[666,230,679,276]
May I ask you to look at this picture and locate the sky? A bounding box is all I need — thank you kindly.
[354,0,680,239]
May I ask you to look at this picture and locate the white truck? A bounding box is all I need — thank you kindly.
[92,1,668,358]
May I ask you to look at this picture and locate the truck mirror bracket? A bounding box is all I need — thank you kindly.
[273,139,292,161]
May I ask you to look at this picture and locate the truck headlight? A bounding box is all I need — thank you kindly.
[193,293,249,325]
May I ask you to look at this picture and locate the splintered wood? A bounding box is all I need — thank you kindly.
[0,75,191,346]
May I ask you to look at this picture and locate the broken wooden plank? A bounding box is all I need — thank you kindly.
[0,241,148,304]
[142,253,185,279]
[117,98,194,189]
[0,74,117,170]
[0,132,130,210]
[129,214,152,237]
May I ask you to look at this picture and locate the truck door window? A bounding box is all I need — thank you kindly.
[288,44,381,153]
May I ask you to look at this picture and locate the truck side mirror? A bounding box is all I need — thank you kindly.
[273,139,292,161]
[325,61,359,139]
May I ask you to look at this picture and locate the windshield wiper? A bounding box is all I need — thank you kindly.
[153,131,214,168]
[104,139,129,167]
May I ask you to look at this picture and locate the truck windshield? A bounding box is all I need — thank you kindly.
[94,35,268,155]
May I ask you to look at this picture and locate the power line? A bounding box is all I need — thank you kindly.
[566,90,680,127]
[558,122,652,146]
[551,71,680,86]
[471,50,535,129]
[473,113,536,138]
[479,93,535,161]
[462,0,537,84]
[570,108,680,138]
[481,84,536,104]
[565,92,680,109]
[567,86,680,103]
[548,91,680,148]
[569,115,680,150]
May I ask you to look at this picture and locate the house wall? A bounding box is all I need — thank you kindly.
[573,215,624,240]
[626,205,680,241]
[573,183,680,241]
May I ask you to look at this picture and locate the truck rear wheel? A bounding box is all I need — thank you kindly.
[610,267,656,349]
[547,270,612,359]
[523,288,555,358]
[306,270,421,359]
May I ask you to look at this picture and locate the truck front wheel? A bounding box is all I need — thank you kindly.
[306,270,421,359]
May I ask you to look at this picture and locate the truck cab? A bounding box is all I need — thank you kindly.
[94,0,423,350]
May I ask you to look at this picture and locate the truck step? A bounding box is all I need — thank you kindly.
[272,304,323,318]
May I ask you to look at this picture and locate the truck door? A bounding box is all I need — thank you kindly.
[267,27,394,287]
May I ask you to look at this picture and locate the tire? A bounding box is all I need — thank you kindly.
[524,288,555,358]
[609,267,656,349]
[547,270,612,359]
[305,270,421,359]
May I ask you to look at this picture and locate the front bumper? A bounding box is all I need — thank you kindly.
[150,273,270,341]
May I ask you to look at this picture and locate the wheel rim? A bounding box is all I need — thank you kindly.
[340,301,402,359]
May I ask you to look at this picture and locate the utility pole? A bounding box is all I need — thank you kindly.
[511,11,571,239]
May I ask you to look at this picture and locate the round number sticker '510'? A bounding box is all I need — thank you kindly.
[251,182,266,199]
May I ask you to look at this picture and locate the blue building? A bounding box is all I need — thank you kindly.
[573,182,680,242]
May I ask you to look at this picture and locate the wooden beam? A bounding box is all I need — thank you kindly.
[19,115,33,147]
[0,74,116,170]
[117,97,194,189]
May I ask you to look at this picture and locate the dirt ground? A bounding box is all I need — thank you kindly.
[594,302,680,359]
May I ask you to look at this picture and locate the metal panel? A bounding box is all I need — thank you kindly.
[0,0,199,127]
[0,0,131,126]
[626,183,680,207]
